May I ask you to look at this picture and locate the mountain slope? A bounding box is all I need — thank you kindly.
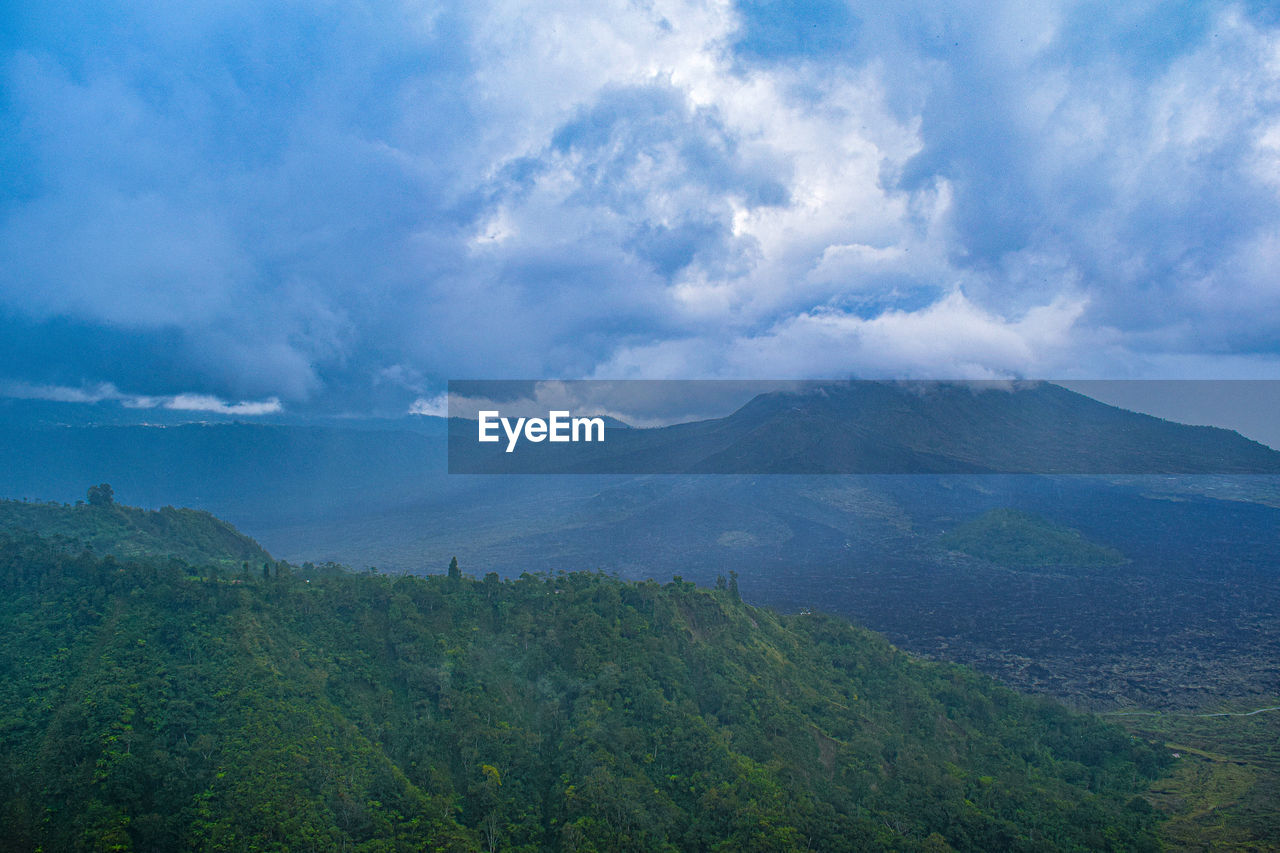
[696,381,1280,474]
[0,519,1166,851]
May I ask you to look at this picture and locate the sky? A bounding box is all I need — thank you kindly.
[3,0,1280,417]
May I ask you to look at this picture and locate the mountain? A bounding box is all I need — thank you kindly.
[0,509,1166,851]
[450,382,1280,474]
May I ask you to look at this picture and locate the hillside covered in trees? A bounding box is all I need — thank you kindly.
[0,503,1168,851]
[0,494,271,570]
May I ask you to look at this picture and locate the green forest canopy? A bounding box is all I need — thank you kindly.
[941,508,1126,567]
[0,501,1165,851]
[0,495,271,569]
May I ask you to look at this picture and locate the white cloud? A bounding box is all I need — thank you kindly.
[164,394,282,415]
[0,381,281,415]
[444,379,778,426]
[408,394,449,417]
[0,381,123,405]
[595,289,1090,379]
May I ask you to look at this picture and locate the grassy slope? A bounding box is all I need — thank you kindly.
[1114,706,1280,851]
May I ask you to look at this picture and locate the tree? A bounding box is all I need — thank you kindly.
[728,570,740,602]
[478,764,504,853]
[448,556,461,582]
[87,483,114,507]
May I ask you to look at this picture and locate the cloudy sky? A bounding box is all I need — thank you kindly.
[3,0,1280,416]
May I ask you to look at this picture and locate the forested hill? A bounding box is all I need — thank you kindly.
[0,495,271,569]
[0,517,1167,851]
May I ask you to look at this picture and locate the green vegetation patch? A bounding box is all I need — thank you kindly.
[0,517,1168,851]
[941,508,1126,567]
[0,492,271,570]
[1116,705,1280,851]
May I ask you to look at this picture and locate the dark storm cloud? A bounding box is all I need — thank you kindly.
[3,0,1280,418]
[0,1,486,409]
